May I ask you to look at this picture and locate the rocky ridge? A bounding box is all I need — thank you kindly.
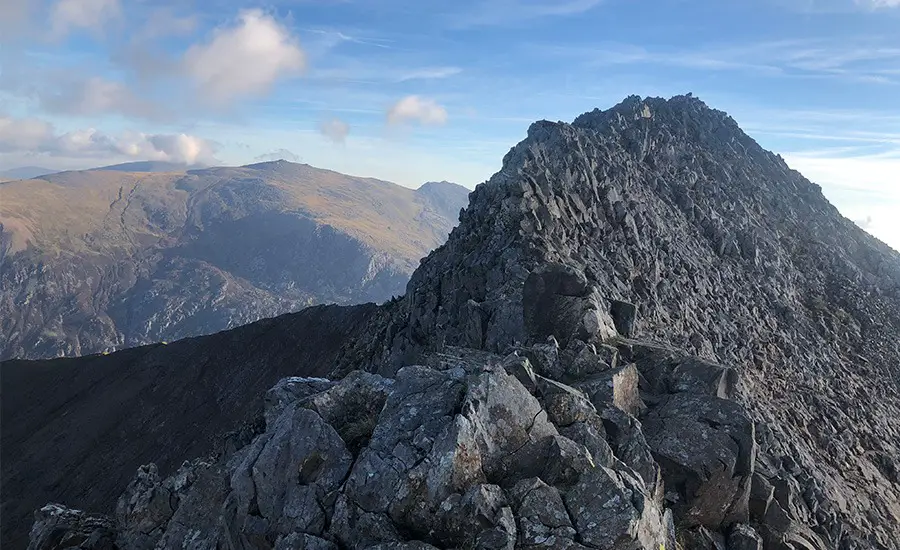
[20,95,900,549]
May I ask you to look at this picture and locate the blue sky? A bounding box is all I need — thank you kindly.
[1,0,899,249]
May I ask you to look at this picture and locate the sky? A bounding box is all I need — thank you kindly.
[0,0,898,250]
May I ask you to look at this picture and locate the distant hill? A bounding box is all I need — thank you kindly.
[0,160,469,360]
[0,166,56,180]
[93,160,205,173]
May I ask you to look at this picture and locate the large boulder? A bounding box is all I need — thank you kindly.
[522,264,618,346]
[642,393,756,530]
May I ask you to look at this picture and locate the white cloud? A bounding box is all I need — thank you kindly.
[254,148,301,162]
[50,0,121,38]
[0,115,217,165]
[317,118,350,143]
[387,96,448,126]
[183,9,306,105]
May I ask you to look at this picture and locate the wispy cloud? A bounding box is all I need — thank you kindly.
[457,0,603,26]
[397,67,463,81]
[784,149,900,249]
[533,38,900,85]
[856,0,900,9]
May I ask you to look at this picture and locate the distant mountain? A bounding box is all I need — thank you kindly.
[416,180,471,220]
[93,160,205,173]
[0,166,57,180]
[0,160,469,360]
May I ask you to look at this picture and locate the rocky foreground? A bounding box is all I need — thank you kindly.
[17,95,900,549]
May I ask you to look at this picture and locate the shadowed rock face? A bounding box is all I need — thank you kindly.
[8,95,900,550]
[0,161,469,360]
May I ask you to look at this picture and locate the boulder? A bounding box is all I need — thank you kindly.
[274,533,338,549]
[508,478,582,549]
[642,393,756,530]
[228,405,353,540]
[496,435,595,487]
[564,466,667,549]
[580,363,646,416]
[28,505,117,550]
[601,407,662,497]
[264,377,335,428]
[307,370,394,453]
[522,265,617,346]
[728,523,763,550]
[534,376,596,427]
[609,300,638,337]
[433,484,516,549]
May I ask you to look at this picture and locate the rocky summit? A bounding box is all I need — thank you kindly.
[10,95,900,550]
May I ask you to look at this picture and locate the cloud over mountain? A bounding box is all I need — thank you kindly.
[0,115,218,164]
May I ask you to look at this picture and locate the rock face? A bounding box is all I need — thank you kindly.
[0,161,468,360]
[10,95,900,549]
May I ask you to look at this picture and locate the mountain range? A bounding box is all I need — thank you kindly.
[4,96,900,549]
[0,161,468,360]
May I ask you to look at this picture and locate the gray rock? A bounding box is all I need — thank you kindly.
[534,376,596,427]
[329,493,402,548]
[307,370,393,454]
[501,353,538,393]
[115,464,174,550]
[28,505,117,550]
[680,526,727,549]
[274,533,338,550]
[364,543,441,550]
[249,406,352,537]
[558,415,617,468]
[601,407,662,498]
[497,435,595,487]
[609,299,637,337]
[264,376,335,429]
[580,363,646,417]
[727,523,762,550]
[642,393,756,530]
[433,484,516,549]
[564,466,667,549]
[343,366,476,530]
